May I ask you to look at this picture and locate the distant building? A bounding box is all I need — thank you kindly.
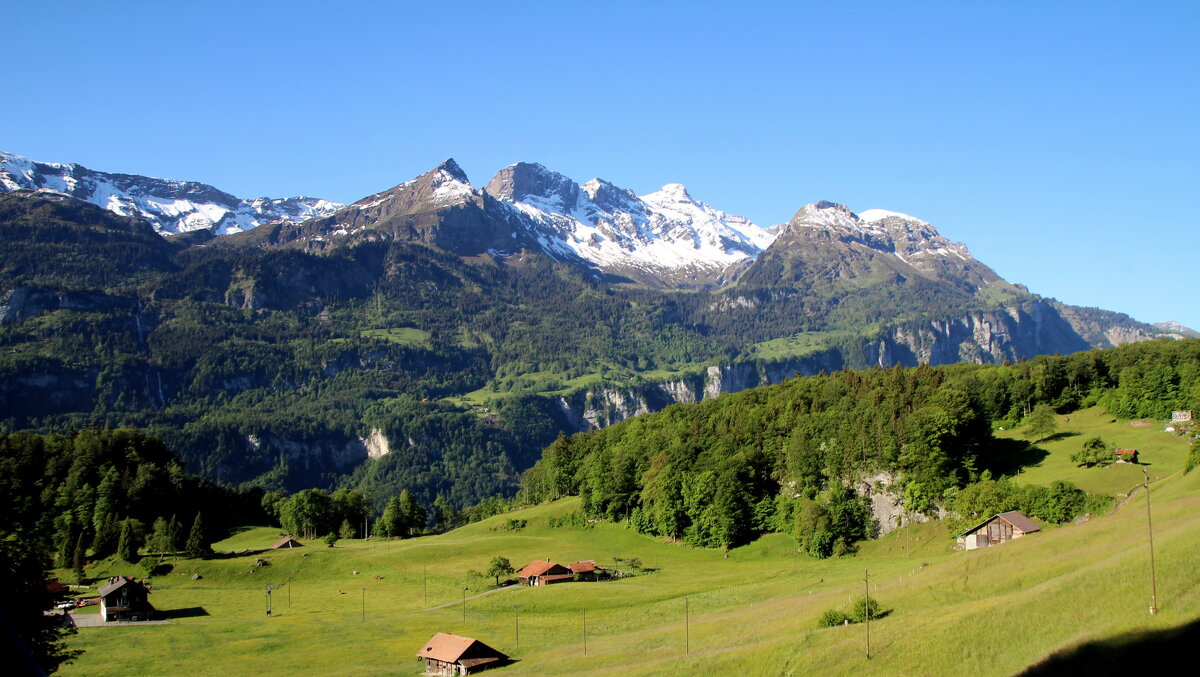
[516,559,572,586]
[1113,448,1140,464]
[957,511,1041,551]
[1172,410,1192,423]
[271,536,304,549]
[569,560,606,582]
[97,576,154,623]
[416,632,508,675]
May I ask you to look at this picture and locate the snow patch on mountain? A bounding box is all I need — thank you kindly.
[0,151,341,235]
[485,162,775,277]
[789,201,977,269]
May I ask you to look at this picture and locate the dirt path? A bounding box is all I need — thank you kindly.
[416,584,521,611]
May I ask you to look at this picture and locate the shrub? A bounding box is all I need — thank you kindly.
[850,597,883,623]
[817,609,850,628]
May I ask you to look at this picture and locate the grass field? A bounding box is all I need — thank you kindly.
[60,418,1200,676]
[359,327,432,347]
[1001,406,1191,495]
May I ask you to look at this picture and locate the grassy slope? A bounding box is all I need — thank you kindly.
[1002,406,1191,495]
[62,421,1200,677]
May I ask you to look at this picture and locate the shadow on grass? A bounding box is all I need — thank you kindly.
[1017,618,1200,676]
[205,548,270,560]
[160,606,209,619]
[1040,431,1080,443]
[980,438,1049,477]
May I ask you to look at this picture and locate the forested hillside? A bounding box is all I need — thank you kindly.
[0,187,1178,517]
[519,338,1200,551]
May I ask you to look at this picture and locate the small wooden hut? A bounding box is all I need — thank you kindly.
[957,511,1041,550]
[416,632,508,675]
[272,536,304,550]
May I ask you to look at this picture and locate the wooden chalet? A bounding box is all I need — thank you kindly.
[957,511,1041,550]
[1113,448,1140,464]
[271,536,304,549]
[97,576,154,623]
[416,632,508,675]
[569,560,605,582]
[516,559,572,586]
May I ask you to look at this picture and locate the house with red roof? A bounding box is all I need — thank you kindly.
[1113,448,1140,464]
[568,560,606,582]
[957,511,1041,551]
[516,559,572,586]
[416,632,507,675]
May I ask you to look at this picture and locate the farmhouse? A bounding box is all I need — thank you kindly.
[97,576,154,623]
[272,536,304,549]
[516,559,572,586]
[957,511,1041,550]
[569,560,605,581]
[416,632,508,675]
[1113,448,1140,464]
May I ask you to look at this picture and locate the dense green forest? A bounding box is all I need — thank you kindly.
[518,338,1200,552]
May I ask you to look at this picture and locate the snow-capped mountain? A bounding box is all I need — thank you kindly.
[0,151,341,235]
[778,200,999,290]
[484,162,775,286]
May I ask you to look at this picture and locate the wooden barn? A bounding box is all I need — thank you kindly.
[516,559,572,586]
[569,560,605,581]
[1113,448,1140,464]
[416,632,508,675]
[957,511,1041,550]
[97,576,154,623]
[272,536,304,549]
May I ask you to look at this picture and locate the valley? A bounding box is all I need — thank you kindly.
[58,412,1200,676]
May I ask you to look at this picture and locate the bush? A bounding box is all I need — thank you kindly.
[323,533,338,548]
[817,609,850,628]
[850,597,883,623]
[1186,439,1200,474]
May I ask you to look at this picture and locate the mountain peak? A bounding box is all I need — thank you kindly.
[434,158,469,184]
[656,183,692,201]
[484,162,578,207]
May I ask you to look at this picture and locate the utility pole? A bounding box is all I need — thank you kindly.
[287,578,291,608]
[513,605,520,648]
[864,570,871,659]
[583,608,587,655]
[265,584,272,618]
[1144,468,1158,615]
[424,565,428,606]
[462,587,468,622]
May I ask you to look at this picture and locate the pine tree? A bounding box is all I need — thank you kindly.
[91,514,120,559]
[117,518,137,562]
[72,533,87,586]
[185,512,209,558]
[167,515,181,552]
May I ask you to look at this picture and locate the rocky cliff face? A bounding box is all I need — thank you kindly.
[871,299,1090,367]
[552,299,1090,432]
[555,351,845,431]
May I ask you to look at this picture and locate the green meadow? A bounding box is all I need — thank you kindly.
[61,417,1200,676]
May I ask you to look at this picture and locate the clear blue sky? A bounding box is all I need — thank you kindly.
[7,1,1199,329]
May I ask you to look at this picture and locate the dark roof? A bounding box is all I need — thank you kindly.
[997,510,1041,534]
[416,633,507,664]
[959,511,1041,537]
[97,576,149,598]
[517,560,567,578]
[272,536,304,549]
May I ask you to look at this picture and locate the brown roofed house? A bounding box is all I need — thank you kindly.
[957,510,1041,551]
[272,536,304,550]
[569,560,605,582]
[516,559,572,586]
[1113,448,1140,464]
[97,576,154,623]
[417,632,508,675]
